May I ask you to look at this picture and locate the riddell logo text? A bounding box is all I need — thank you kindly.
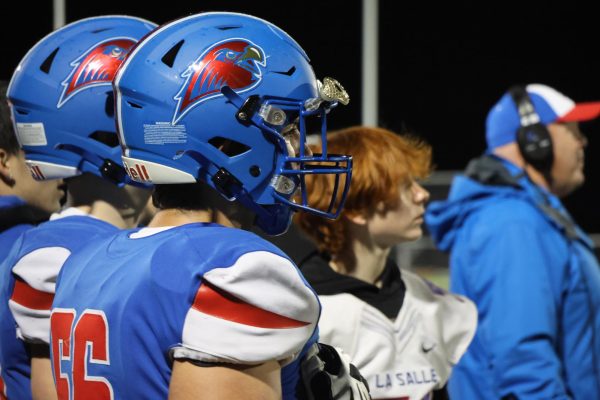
[125,162,150,182]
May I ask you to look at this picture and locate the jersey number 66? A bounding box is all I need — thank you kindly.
[50,309,113,400]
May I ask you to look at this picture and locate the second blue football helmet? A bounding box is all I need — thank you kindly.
[114,12,352,234]
[8,15,157,184]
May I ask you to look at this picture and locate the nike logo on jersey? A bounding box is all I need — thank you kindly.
[421,341,436,353]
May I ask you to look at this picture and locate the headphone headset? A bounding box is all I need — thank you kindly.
[509,85,554,173]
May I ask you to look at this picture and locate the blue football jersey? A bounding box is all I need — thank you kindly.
[51,223,320,399]
[0,195,34,400]
[0,210,117,400]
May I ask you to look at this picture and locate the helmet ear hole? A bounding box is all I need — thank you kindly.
[127,101,143,109]
[105,91,115,117]
[249,165,261,177]
[91,27,111,34]
[89,130,120,148]
[161,40,185,68]
[216,25,241,31]
[273,66,296,76]
[40,47,60,74]
[208,137,250,157]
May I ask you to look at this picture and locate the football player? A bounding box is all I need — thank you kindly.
[50,11,364,400]
[0,78,64,270]
[0,16,156,400]
[0,79,64,400]
[295,126,477,400]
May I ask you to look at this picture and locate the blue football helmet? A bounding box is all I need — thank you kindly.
[114,12,352,234]
[8,15,157,185]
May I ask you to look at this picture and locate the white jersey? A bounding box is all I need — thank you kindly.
[317,269,477,400]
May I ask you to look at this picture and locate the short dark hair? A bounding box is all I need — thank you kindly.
[152,180,249,223]
[0,80,20,154]
[152,182,212,211]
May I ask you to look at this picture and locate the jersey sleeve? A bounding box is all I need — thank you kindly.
[8,246,71,344]
[172,250,320,365]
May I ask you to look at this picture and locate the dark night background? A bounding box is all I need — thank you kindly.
[2,1,600,232]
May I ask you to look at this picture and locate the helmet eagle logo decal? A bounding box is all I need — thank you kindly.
[172,38,266,124]
[57,37,137,108]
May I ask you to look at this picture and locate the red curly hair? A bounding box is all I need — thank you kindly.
[295,126,432,256]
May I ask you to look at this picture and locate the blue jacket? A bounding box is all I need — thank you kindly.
[425,155,600,400]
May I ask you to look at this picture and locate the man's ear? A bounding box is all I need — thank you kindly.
[345,211,367,226]
[346,200,386,225]
[0,148,12,175]
[0,148,16,186]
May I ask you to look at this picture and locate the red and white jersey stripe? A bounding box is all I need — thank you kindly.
[173,251,319,365]
[9,247,71,344]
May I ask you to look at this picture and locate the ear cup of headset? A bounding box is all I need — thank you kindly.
[509,85,554,173]
[516,123,554,173]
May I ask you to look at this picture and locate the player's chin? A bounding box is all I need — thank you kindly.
[560,172,585,196]
[573,167,585,186]
[574,174,585,190]
[402,227,423,242]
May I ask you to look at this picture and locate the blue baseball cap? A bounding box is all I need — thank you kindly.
[486,84,600,149]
